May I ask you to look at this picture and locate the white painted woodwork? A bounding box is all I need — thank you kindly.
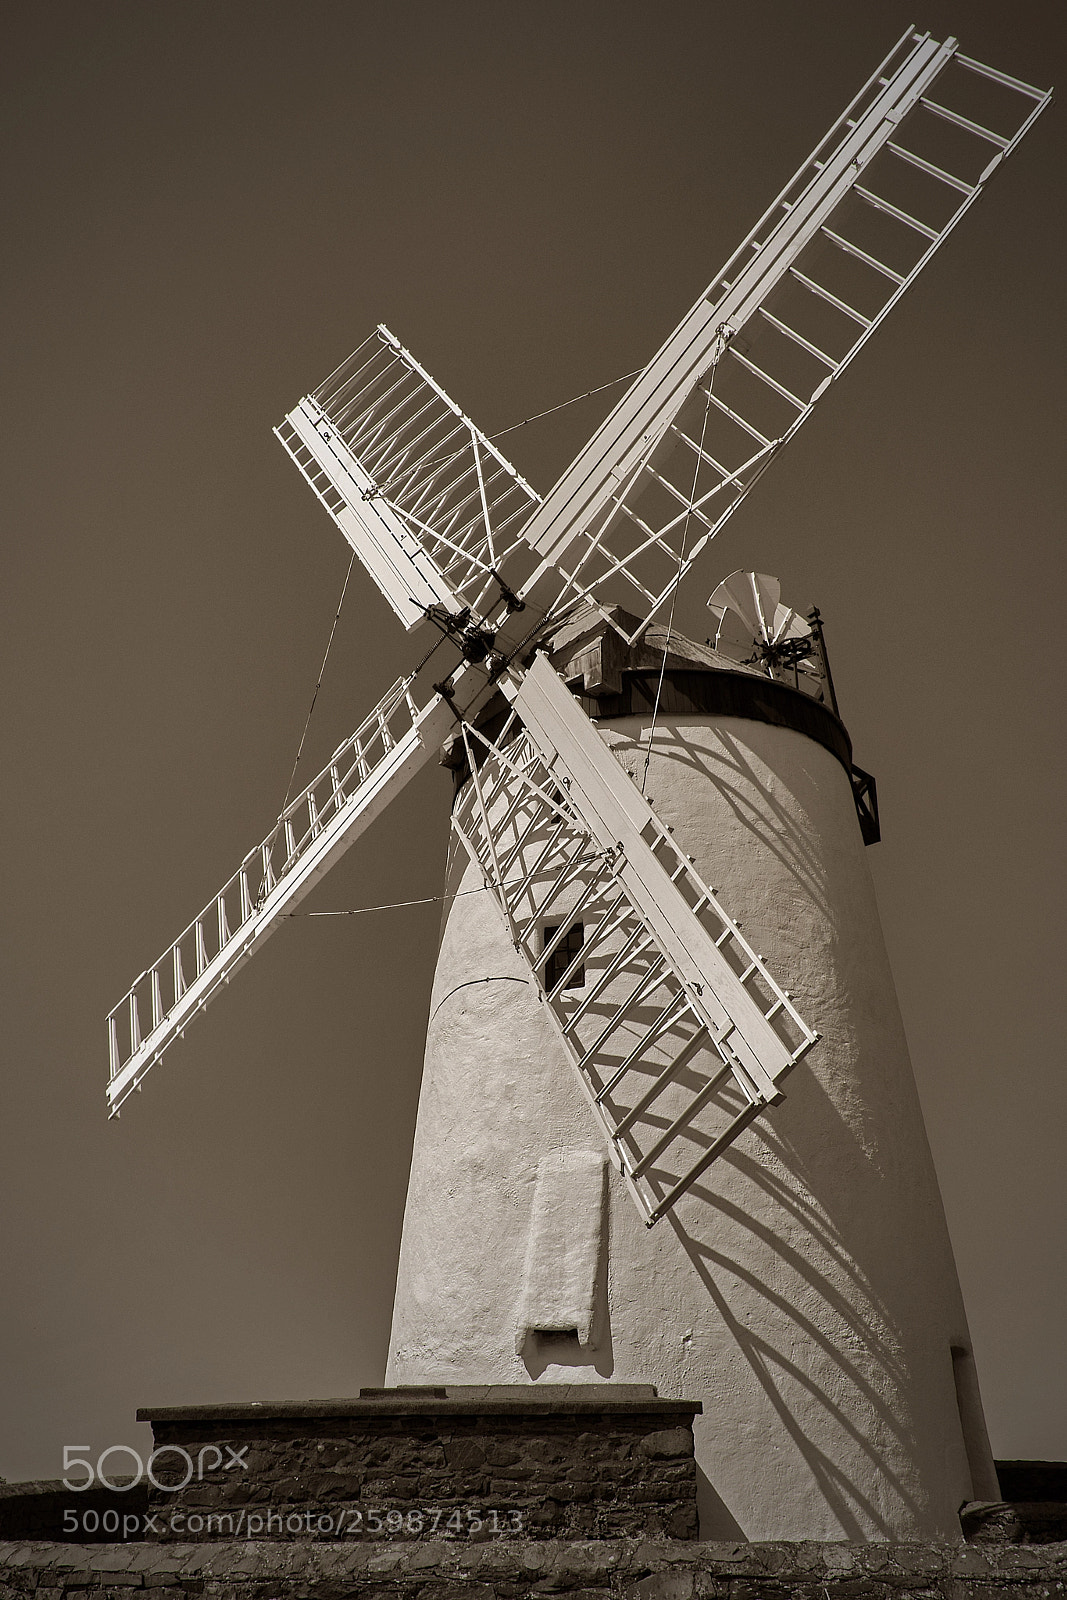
[277,326,541,630]
[509,655,812,1092]
[448,657,817,1222]
[507,36,1051,635]
[106,662,500,1113]
[282,397,459,626]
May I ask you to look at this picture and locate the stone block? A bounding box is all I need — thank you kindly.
[663,1508,698,1541]
[0,1548,47,1569]
[555,1484,598,1505]
[637,1432,693,1461]
[524,1441,569,1466]
[443,1441,486,1471]
[887,1546,944,1575]
[628,1573,697,1600]
[960,1501,1024,1544]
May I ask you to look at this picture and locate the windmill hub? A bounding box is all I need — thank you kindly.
[422,603,498,664]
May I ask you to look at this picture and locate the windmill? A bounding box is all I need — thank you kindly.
[106,30,1050,1541]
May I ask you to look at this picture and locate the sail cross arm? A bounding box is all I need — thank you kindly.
[505,654,816,1097]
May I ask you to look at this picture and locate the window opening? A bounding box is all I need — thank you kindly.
[544,922,585,991]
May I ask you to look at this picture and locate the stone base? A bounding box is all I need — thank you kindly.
[3,1537,1067,1598]
[137,1387,700,1543]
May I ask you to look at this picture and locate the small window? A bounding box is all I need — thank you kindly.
[544,922,585,991]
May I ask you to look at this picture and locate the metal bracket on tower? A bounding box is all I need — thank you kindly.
[850,765,880,846]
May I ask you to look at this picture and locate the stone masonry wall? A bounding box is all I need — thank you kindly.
[3,1536,1067,1599]
[144,1411,698,1542]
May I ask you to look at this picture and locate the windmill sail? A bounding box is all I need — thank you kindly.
[450,655,817,1224]
[106,678,459,1115]
[277,326,542,630]
[513,30,1051,636]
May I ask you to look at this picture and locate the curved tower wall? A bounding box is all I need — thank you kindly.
[387,690,997,1541]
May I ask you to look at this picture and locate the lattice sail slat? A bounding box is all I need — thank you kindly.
[276,326,542,630]
[450,656,817,1224]
[515,31,1051,637]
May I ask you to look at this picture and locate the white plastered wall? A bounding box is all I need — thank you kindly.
[386,710,996,1539]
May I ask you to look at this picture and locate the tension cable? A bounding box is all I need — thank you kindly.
[281,854,610,921]
[277,554,355,821]
[488,367,642,442]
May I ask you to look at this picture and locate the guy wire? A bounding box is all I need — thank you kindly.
[278,554,356,821]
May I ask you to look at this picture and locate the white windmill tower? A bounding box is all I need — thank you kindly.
[106,29,1050,1544]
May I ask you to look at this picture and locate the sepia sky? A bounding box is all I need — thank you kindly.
[2,0,1063,1483]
